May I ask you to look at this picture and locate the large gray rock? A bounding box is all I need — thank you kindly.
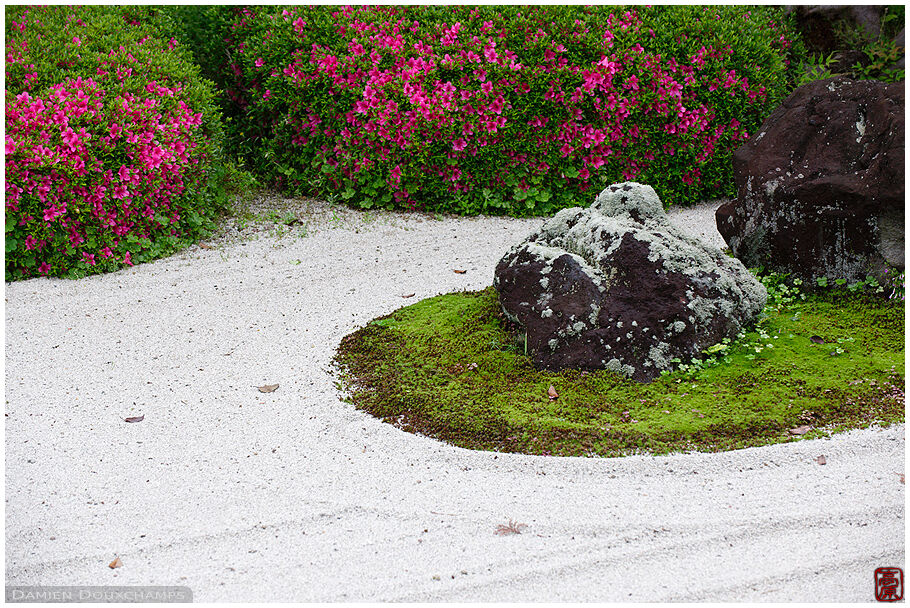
[716,77,904,284]
[494,183,767,383]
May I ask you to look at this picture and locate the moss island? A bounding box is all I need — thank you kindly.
[334,282,904,457]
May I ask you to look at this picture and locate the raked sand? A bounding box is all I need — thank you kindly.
[5,195,904,601]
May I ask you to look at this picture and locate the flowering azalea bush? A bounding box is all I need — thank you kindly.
[217,5,802,215]
[5,6,232,281]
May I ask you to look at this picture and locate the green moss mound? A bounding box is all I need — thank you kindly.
[334,286,904,457]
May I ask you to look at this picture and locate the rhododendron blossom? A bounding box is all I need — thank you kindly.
[6,6,223,280]
[220,5,795,215]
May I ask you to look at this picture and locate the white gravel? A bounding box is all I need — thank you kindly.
[5,194,904,601]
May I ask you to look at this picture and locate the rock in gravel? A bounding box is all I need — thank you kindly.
[494,182,767,383]
[716,77,905,284]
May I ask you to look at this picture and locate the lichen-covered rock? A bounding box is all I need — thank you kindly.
[716,77,904,284]
[494,182,767,383]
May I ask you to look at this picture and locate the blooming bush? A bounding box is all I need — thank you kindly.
[216,5,802,215]
[5,6,232,280]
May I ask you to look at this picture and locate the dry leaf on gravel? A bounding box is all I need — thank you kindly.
[124,415,144,423]
[108,557,123,569]
[816,455,827,465]
[789,425,811,435]
[899,473,905,484]
[547,385,558,400]
[402,293,415,298]
[198,243,213,250]
[258,384,279,393]
[453,269,467,274]
[495,520,528,535]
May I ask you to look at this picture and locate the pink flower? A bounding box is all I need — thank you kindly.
[452,138,466,152]
[123,252,133,266]
[61,127,80,150]
[255,58,264,67]
[82,252,96,266]
[100,247,113,258]
[37,263,50,275]
[72,36,81,46]
[597,57,618,74]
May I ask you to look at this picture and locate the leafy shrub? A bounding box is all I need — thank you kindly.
[5,6,232,280]
[155,6,244,106]
[795,6,905,85]
[216,5,800,215]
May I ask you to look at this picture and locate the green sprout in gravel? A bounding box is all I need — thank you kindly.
[334,275,904,457]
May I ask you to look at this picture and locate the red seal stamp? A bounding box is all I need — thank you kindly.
[875,567,903,602]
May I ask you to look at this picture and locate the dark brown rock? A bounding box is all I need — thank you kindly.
[785,6,885,54]
[494,183,767,383]
[828,49,873,79]
[717,77,904,284]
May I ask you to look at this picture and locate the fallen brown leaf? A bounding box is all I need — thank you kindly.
[108,557,123,569]
[789,425,811,435]
[198,243,213,250]
[816,455,827,465]
[258,384,279,393]
[547,385,558,400]
[402,293,416,298]
[809,335,825,344]
[124,415,144,423]
[899,473,905,484]
[495,520,528,535]
[453,269,467,274]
